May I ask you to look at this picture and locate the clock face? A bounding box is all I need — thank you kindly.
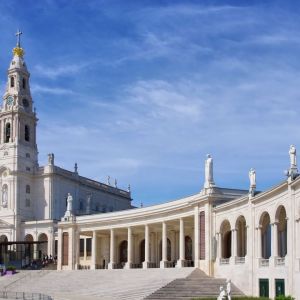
[23,98,29,107]
[6,96,14,106]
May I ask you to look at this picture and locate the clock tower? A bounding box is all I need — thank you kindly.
[0,31,38,241]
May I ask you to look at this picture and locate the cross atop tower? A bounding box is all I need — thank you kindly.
[15,29,22,47]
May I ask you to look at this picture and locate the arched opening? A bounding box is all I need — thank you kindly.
[37,233,48,259]
[236,216,247,257]
[140,239,145,263]
[220,220,231,258]
[25,125,30,142]
[260,212,271,259]
[159,238,171,261]
[2,184,8,208]
[119,240,128,264]
[276,206,287,257]
[24,234,34,260]
[26,185,30,194]
[0,235,8,264]
[22,78,26,89]
[10,77,14,88]
[185,236,193,261]
[5,123,11,143]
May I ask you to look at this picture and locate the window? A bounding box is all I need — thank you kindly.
[25,125,30,142]
[25,198,30,207]
[79,201,83,210]
[26,153,30,158]
[2,184,8,208]
[10,77,14,88]
[26,185,30,194]
[80,239,84,257]
[22,78,26,89]
[5,123,10,143]
[86,238,92,257]
[26,167,31,171]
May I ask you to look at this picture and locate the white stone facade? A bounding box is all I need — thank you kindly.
[0,39,132,260]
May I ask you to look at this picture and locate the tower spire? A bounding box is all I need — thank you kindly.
[15,29,22,47]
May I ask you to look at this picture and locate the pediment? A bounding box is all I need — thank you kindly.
[0,219,13,228]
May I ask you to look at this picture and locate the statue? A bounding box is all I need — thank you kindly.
[48,153,54,165]
[114,179,118,188]
[74,162,78,173]
[204,154,215,188]
[64,193,74,219]
[2,185,8,208]
[226,279,232,300]
[289,145,297,168]
[127,184,131,193]
[86,193,92,214]
[217,286,226,300]
[107,176,111,186]
[249,168,256,196]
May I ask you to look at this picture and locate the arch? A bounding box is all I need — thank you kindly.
[10,77,14,88]
[119,240,128,264]
[185,236,193,261]
[24,234,34,259]
[236,215,247,257]
[260,212,271,259]
[276,205,287,257]
[26,185,30,194]
[2,184,8,208]
[25,125,30,142]
[0,235,8,264]
[140,239,145,263]
[37,233,48,259]
[159,238,171,261]
[220,220,231,258]
[22,78,26,89]
[5,123,10,143]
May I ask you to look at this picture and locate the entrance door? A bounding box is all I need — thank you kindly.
[275,279,285,297]
[259,279,269,298]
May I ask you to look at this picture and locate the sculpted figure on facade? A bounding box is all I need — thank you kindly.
[48,153,54,165]
[86,193,92,214]
[1,185,8,208]
[204,154,215,189]
[249,168,256,196]
[64,193,74,219]
[289,145,297,168]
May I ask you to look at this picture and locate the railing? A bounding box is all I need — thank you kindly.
[235,256,245,264]
[131,263,142,269]
[259,258,269,267]
[219,258,230,265]
[0,291,52,300]
[275,257,285,266]
[183,260,194,267]
[147,262,159,268]
[164,261,176,268]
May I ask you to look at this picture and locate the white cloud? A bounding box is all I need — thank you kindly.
[31,84,75,95]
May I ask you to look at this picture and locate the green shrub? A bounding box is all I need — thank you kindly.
[6,265,16,271]
[275,296,294,300]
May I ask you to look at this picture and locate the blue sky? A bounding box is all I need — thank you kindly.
[1,0,300,207]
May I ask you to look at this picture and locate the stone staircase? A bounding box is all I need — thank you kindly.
[0,268,194,300]
[145,269,244,299]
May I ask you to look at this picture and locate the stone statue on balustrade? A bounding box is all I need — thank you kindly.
[204,154,215,189]
[287,145,298,179]
[249,168,256,197]
[63,193,75,221]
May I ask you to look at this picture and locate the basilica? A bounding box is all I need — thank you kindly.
[1,33,300,300]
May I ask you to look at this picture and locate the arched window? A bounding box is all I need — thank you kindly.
[260,212,271,259]
[22,78,26,89]
[220,220,231,259]
[5,123,10,143]
[25,125,30,142]
[236,216,247,257]
[26,185,30,194]
[10,77,14,88]
[276,206,287,257]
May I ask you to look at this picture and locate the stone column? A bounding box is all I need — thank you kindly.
[177,218,185,267]
[91,231,97,270]
[75,229,80,269]
[125,227,132,269]
[68,227,76,270]
[232,229,237,258]
[150,232,155,264]
[143,225,150,269]
[217,233,222,260]
[108,229,115,269]
[160,222,167,268]
[194,207,200,267]
[272,222,278,258]
[57,228,63,270]
[257,226,262,258]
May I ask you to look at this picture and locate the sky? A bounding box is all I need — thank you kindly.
[0,0,300,207]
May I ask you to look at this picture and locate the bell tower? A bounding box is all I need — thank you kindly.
[0,31,38,240]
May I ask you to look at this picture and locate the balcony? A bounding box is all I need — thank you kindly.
[219,258,230,265]
[275,257,285,266]
[235,256,245,264]
[259,258,269,267]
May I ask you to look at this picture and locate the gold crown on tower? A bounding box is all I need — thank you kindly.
[13,29,24,57]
